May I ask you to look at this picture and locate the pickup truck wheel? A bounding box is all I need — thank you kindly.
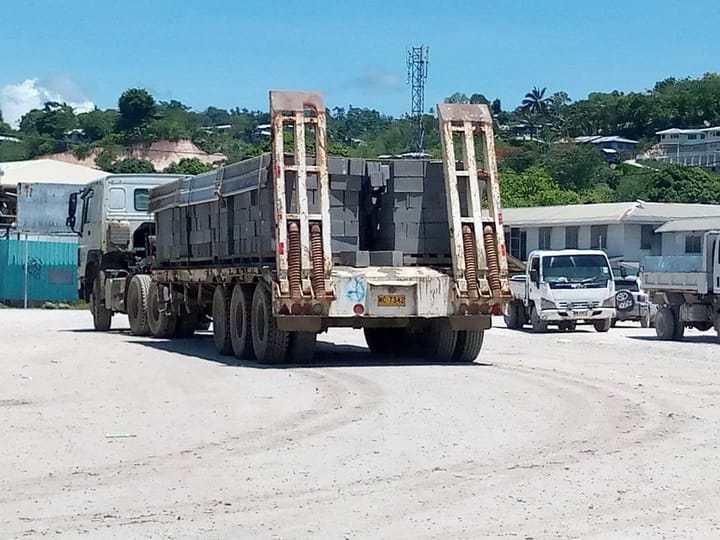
[655,306,675,340]
[175,302,199,338]
[251,281,289,364]
[593,318,611,332]
[529,305,547,333]
[212,285,233,355]
[287,332,317,363]
[424,319,458,363]
[503,301,520,329]
[91,276,112,332]
[127,275,151,336]
[147,282,177,338]
[452,330,484,362]
[230,284,252,359]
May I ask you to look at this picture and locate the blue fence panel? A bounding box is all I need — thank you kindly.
[0,235,78,303]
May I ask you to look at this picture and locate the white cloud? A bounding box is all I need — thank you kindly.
[0,78,94,127]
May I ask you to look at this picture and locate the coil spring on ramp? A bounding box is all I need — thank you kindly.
[310,223,325,297]
[462,225,480,300]
[483,225,502,293]
[288,222,302,297]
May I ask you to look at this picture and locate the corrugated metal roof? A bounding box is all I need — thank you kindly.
[502,202,720,227]
[575,135,638,144]
[656,126,720,135]
[655,216,720,233]
[0,159,107,186]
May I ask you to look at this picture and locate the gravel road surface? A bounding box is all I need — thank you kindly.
[2,310,719,539]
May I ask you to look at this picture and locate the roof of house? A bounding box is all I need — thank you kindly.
[0,159,108,187]
[655,216,720,233]
[502,202,720,227]
[575,135,638,145]
[656,126,720,135]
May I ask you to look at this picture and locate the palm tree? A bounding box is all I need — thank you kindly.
[521,86,553,117]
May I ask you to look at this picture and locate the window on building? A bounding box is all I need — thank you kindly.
[565,226,579,249]
[640,224,655,250]
[688,134,698,140]
[671,134,679,139]
[590,225,608,249]
[507,228,527,260]
[538,227,552,250]
[685,235,702,254]
[701,134,706,140]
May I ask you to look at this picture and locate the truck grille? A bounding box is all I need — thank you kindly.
[557,301,599,311]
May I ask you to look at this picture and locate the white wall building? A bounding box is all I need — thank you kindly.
[652,127,720,170]
[502,202,720,265]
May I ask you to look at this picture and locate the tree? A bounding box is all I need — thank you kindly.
[500,166,581,207]
[469,93,490,105]
[109,158,156,174]
[445,92,470,104]
[521,87,553,118]
[163,158,214,175]
[541,143,610,191]
[78,109,118,142]
[491,98,502,115]
[118,88,156,131]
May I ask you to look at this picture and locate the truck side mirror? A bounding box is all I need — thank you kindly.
[66,192,78,234]
[529,269,539,285]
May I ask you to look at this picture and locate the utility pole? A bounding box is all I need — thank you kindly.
[406,45,429,153]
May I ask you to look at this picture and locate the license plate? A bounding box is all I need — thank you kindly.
[573,310,588,317]
[378,294,406,307]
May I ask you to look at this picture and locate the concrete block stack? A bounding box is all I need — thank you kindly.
[328,157,364,254]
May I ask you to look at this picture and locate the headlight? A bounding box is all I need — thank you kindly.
[602,296,615,308]
[540,298,556,310]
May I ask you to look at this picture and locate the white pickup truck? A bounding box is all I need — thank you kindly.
[504,249,616,332]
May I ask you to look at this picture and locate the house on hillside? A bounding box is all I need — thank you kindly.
[653,216,720,256]
[648,126,720,170]
[502,201,720,268]
[574,135,638,162]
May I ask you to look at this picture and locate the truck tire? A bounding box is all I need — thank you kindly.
[593,318,611,332]
[251,281,289,364]
[424,319,458,363]
[127,275,151,336]
[503,301,520,330]
[230,284,253,359]
[147,282,177,338]
[655,306,676,340]
[529,305,547,333]
[175,302,200,338]
[287,332,317,363]
[212,285,233,355]
[671,305,685,341]
[452,330,484,363]
[91,276,112,331]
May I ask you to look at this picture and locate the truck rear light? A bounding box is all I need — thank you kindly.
[291,303,302,315]
[279,304,290,315]
[353,303,364,315]
[479,303,490,314]
[302,303,313,314]
[468,303,481,315]
[458,303,468,315]
[312,303,323,315]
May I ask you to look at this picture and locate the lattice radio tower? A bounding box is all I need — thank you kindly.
[406,45,429,153]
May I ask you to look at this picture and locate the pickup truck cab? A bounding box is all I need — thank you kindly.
[504,249,616,333]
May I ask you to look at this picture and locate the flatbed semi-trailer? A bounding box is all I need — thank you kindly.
[69,90,511,363]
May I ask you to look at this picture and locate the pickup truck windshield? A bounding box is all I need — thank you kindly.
[542,254,611,289]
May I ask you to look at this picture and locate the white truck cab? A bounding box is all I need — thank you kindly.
[505,249,616,332]
[67,174,184,308]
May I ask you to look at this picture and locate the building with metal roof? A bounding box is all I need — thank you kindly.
[649,126,720,170]
[502,201,720,267]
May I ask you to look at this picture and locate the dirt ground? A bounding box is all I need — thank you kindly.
[2,310,720,539]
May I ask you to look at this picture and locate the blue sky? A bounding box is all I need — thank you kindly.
[1,0,718,124]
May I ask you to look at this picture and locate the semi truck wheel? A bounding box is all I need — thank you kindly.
[671,305,685,341]
[529,305,548,333]
[251,281,289,364]
[212,285,233,355]
[127,275,151,336]
[230,284,253,359]
[91,276,112,331]
[175,302,200,338]
[593,318,611,332]
[452,330,484,363]
[147,282,177,338]
[287,332,317,363]
[424,319,458,363]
